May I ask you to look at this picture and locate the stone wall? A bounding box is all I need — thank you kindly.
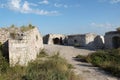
[43,34,66,45]
[67,34,86,46]
[9,27,43,66]
[94,35,104,49]
[105,31,120,49]
[43,34,50,44]
[43,33,104,49]
[0,29,9,44]
[86,34,104,49]
[67,33,104,49]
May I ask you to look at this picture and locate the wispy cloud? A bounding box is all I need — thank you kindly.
[39,0,49,5]
[99,0,120,4]
[54,3,68,8]
[21,1,32,13]
[1,0,59,16]
[54,3,80,8]
[8,0,21,10]
[0,4,6,8]
[90,22,116,28]
[110,0,120,4]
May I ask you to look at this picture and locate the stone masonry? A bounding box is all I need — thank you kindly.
[67,33,104,49]
[0,27,43,66]
[43,34,66,45]
[43,33,104,49]
[105,31,120,49]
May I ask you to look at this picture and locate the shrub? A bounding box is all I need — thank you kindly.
[1,65,26,80]
[25,53,76,80]
[0,52,80,80]
[0,45,9,74]
[86,49,120,77]
[76,55,86,59]
[0,54,9,74]
[20,24,35,32]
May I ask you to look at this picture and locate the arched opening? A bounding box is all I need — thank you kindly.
[112,36,120,48]
[53,38,60,44]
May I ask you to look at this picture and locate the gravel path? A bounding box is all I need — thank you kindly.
[44,44,119,80]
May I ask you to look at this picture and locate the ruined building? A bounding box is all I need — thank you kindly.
[0,26,43,66]
[43,34,66,45]
[67,33,104,49]
[43,33,104,49]
[105,31,120,49]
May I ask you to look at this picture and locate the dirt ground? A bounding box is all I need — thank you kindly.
[44,44,119,80]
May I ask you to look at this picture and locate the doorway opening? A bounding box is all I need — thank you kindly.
[53,38,60,44]
[112,36,120,48]
[53,37,63,45]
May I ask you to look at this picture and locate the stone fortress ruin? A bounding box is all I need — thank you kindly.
[43,34,66,45]
[0,25,43,66]
[105,31,120,49]
[43,33,105,49]
[0,24,120,66]
[67,33,104,49]
[43,29,120,50]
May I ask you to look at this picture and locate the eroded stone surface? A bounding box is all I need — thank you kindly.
[105,31,120,49]
[44,33,104,49]
[0,27,43,66]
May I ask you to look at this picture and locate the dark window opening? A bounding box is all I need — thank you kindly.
[74,39,77,43]
[21,34,23,36]
[112,36,120,49]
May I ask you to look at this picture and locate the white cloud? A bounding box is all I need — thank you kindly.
[21,1,32,13]
[8,0,21,10]
[54,3,80,8]
[54,3,68,8]
[90,22,116,28]
[34,9,59,16]
[29,3,38,7]
[39,0,49,5]
[54,3,62,7]
[1,0,59,16]
[8,0,32,13]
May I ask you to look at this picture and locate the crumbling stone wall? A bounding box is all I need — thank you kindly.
[94,35,104,49]
[43,33,104,49]
[0,27,44,66]
[9,27,43,66]
[43,34,66,45]
[67,34,86,46]
[85,33,103,49]
[105,31,120,49]
[9,39,28,66]
[0,29,9,44]
[67,33,104,49]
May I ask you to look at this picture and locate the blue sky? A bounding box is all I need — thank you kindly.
[0,0,120,35]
